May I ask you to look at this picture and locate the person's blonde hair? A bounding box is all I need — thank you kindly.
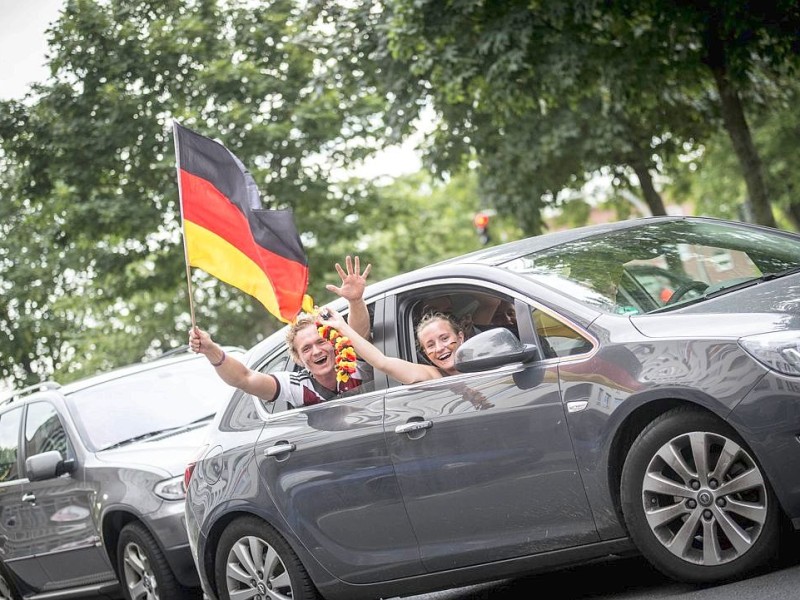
[415,312,463,350]
[285,314,319,363]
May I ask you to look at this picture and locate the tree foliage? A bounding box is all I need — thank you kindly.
[336,0,799,233]
[1,0,388,386]
[1,0,799,389]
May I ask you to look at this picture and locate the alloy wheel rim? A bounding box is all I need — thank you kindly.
[226,535,293,600]
[642,430,767,566]
[122,541,159,600]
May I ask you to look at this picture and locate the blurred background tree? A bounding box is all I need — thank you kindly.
[1,0,798,387]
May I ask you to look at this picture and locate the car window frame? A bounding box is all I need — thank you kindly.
[385,279,598,388]
[0,405,25,484]
[23,400,73,464]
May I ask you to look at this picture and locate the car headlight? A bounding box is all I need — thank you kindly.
[740,330,800,376]
[154,475,186,501]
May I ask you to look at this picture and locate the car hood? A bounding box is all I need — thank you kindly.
[94,425,209,476]
[631,274,800,339]
[631,312,800,340]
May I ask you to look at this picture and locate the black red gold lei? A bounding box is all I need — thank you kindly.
[317,323,358,383]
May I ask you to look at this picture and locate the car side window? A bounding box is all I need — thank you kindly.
[400,287,518,368]
[532,309,593,358]
[260,348,293,375]
[255,347,297,416]
[25,401,70,459]
[0,407,23,482]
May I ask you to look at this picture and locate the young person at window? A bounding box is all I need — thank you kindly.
[189,256,372,407]
[318,308,465,384]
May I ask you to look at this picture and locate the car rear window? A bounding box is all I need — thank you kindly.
[65,357,238,451]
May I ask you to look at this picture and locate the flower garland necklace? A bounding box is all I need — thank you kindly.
[316,316,358,384]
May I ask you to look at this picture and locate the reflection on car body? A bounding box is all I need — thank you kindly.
[0,348,242,600]
[185,216,800,600]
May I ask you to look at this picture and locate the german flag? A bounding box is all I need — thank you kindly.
[173,122,309,323]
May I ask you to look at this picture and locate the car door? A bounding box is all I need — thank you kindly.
[383,286,599,573]
[254,300,424,584]
[0,405,51,589]
[255,390,425,584]
[19,400,114,589]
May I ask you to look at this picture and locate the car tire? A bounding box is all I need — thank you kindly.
[621,406,780,584]
[216,516,320,600]
[0,562,20,600]
[117,522,200,600]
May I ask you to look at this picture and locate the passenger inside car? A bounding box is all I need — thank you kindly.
[417,292,504,339]
[490,299,519,336]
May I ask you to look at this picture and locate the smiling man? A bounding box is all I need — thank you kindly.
[189,256,372,406]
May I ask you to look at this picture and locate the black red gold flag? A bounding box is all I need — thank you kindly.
[173,122,309,323]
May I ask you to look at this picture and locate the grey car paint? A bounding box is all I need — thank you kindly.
[185,216,800,600]
[0,350,242,599]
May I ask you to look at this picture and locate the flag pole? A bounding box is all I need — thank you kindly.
[173,120,197,329]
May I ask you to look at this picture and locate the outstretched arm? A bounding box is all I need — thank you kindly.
[318,309,441,384]
[326,255,371,339]
[189,327,278,401]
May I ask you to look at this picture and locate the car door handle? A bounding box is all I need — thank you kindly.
[22,493,36,503]
[395,420,433,434]
[264,443,296,457]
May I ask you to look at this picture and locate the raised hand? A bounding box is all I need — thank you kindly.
[326,255,371,301]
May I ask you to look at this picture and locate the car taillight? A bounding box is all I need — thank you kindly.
[184,462,196,490]
[185,444,208,490]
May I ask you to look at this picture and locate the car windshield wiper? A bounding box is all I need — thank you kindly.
[760,265,800,281]
[99,427,179,451]
[704,266,800,299]
[702,277,761,299]
[189,413,216,425]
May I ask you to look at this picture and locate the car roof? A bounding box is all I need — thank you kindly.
[59,346,245,395]
[356,216,694,297]
[1,346,245,404]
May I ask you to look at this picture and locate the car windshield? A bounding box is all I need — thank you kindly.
[500,219,800,315]
[65,357,237,451]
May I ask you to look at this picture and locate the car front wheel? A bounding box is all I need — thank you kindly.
[216,516,320,600]
[117,522,200,600]
[621,407,780,583]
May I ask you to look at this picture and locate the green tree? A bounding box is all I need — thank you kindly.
[669,78,800,229]
[339,0,798,233]
[0,0,387,387]
[619,0,800,228]
[333,0,715,234]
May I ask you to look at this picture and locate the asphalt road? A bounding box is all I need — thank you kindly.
[82,534,800,600]
[390,544,800,600]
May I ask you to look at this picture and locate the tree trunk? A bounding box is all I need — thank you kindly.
[631,161,667,216]
[784,202,800,231]
[703,22,776,228]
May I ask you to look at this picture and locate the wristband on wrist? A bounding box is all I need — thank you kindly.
[210,350,226,367]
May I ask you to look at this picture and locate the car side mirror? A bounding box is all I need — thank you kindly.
[455,328,539,373]
[26,450,75,482]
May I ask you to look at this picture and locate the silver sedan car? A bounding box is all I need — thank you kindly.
[185,216,800,600]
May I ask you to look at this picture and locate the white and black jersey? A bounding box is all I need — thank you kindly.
[270,363,369,408]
